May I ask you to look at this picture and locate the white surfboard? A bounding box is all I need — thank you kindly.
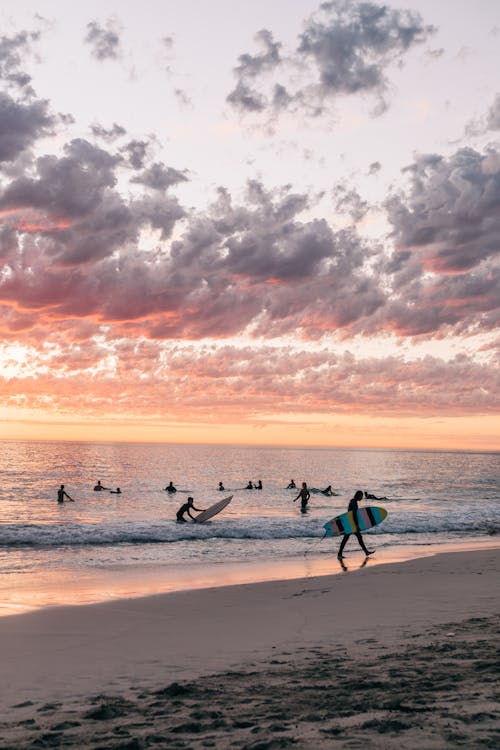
[194,495,232,523]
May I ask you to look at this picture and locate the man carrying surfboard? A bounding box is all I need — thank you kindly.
[176,497,205,522]
[337,490,375,559]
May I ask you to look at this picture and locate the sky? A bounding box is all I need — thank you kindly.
[0,0,499,450]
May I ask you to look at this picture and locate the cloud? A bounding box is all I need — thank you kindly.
[332,185,369,222]
[0,93,54,163]
[386,147,500,273]
[90,122,127,141]
[0,129,498,344]
[375,146,500,337]
[486,93,500,131]
[227,0,435,118]
[0,340,497,420]
[0,30,40,91]
[131,162,189,191]
[84,19,122,61]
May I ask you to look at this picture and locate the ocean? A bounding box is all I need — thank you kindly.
[0,440,498,615]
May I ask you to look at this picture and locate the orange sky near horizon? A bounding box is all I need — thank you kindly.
[1,410,498,452]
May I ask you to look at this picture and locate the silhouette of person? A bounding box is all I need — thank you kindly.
[94,480,109,491]
[176,497,205,522]
[364,491,387,501]
[294,482,310,513]
[321,485,334,496]
[338,490,375,559]
[256,480,263,490]
[286,480,296,489]
[165,482,177,493]
[246,481,254,489]
[57,484,74,503]
[110,487,121,494]
[218,482,225,491]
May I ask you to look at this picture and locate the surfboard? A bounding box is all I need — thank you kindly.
[323,506,387,536]
[194,495,232,524]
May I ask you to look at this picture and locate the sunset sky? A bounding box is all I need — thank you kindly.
[0,0,499,449]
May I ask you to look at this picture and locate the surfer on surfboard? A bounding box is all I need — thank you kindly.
[364,491,387,501]
[338,490,375,559]
[176,497,205,522]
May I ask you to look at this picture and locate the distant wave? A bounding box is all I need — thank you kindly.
[0,513,499,548]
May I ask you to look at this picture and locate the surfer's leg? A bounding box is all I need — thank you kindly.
[338,533,349,558]
[355,531,374,555]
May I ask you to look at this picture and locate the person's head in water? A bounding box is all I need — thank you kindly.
[354,490,363,501]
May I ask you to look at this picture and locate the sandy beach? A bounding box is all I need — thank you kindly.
[0,548,498,749]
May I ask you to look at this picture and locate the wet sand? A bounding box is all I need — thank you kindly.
[0,548,498,749]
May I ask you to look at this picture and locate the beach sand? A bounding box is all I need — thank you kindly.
[0,548,498,748]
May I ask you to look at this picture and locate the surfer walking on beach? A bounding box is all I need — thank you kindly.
[176,497,205,522]
[294,482,310,514]
[338,490,375,559]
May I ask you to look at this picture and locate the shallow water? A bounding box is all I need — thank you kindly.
[0,440,498,613]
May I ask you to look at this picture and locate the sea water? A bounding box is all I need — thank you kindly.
[0,440,498,614]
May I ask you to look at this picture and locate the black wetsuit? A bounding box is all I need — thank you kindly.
[338,496,370,555]
[176,502,202,522]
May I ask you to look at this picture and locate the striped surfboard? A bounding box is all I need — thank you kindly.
[323,506,387,537]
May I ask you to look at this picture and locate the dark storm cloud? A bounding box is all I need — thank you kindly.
[84,20,122,61]
[0,93,54,163]
[227,1,435,117]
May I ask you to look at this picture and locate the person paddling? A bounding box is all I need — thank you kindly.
[338,490,375,559]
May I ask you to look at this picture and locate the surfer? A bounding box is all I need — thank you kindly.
[218,482,225,491]
[364,491,387,501]
[256,480,263,490]
[321,485,334,496]
[165,481,177,493]
[94,480,109,491]
[293,482,310,514]
[338,490,375,559]
[110,487,121,494]
[286,480,296,489]
[57,484,74,503]
[176,497,205,522]
[245,481,254,489]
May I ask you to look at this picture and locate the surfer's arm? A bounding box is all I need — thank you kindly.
[192,505,205,512]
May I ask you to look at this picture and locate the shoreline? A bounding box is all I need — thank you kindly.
[1,547,498,747]
[1,536,498,617]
